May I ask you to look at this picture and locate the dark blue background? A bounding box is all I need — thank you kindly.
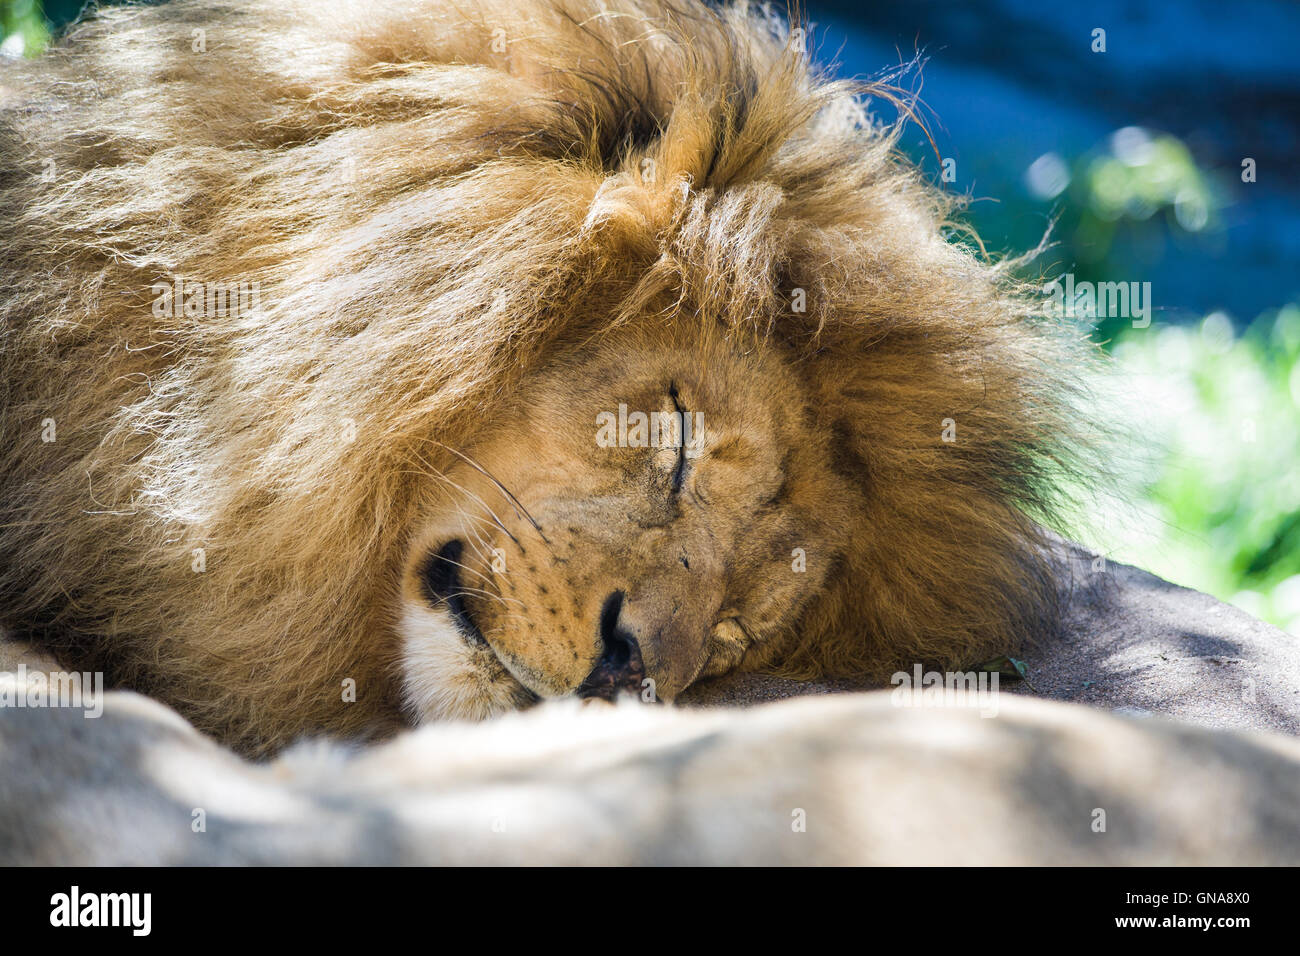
[808,0,1300,324]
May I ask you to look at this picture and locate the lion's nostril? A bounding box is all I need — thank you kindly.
[598,590,628,660]
[576,590,645,699]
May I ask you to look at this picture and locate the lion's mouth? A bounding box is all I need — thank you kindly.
[419,539,489,648]
[419,539,543,707]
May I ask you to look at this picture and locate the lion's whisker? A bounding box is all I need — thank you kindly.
[435,586,523,611]
[405,448,524,549]
[453,504,503,568]
[422,438,551,546]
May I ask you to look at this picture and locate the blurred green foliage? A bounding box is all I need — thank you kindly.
[1022,126,1225,342]
[1038,125,1299,633]
[1104,308,1300,633]
[0,0,49,56]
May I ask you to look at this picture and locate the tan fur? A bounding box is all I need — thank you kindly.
[0,0,1102,753]
[5,683,1300,865]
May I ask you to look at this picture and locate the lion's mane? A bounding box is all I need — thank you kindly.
[0,0,1101,752]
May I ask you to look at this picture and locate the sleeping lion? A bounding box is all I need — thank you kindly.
[0,0,1101,754]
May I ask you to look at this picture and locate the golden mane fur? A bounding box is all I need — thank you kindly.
[0,0,1101,752]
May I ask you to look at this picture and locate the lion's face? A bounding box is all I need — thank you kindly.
[398,325,860,720]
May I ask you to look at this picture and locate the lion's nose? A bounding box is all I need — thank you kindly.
[575,590,645,700]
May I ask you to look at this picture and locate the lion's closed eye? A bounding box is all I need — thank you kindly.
[668,385,689,495]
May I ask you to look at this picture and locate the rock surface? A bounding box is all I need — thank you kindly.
[681,546,1300,736]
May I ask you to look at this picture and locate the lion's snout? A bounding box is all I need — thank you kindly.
[574,591,647,700]
[409,522,720,708]
[585,575,722,702]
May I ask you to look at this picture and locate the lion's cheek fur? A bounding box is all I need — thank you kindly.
[398,601,533,722]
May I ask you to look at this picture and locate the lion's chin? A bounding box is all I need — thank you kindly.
[398,602,536,723]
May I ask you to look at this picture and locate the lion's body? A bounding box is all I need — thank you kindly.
[8,554,1300,865]
[4,676,1300,865]
[1,0,1100,753]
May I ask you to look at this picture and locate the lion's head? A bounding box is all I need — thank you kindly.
[397,323,859,718]
[0,0,1100,752]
